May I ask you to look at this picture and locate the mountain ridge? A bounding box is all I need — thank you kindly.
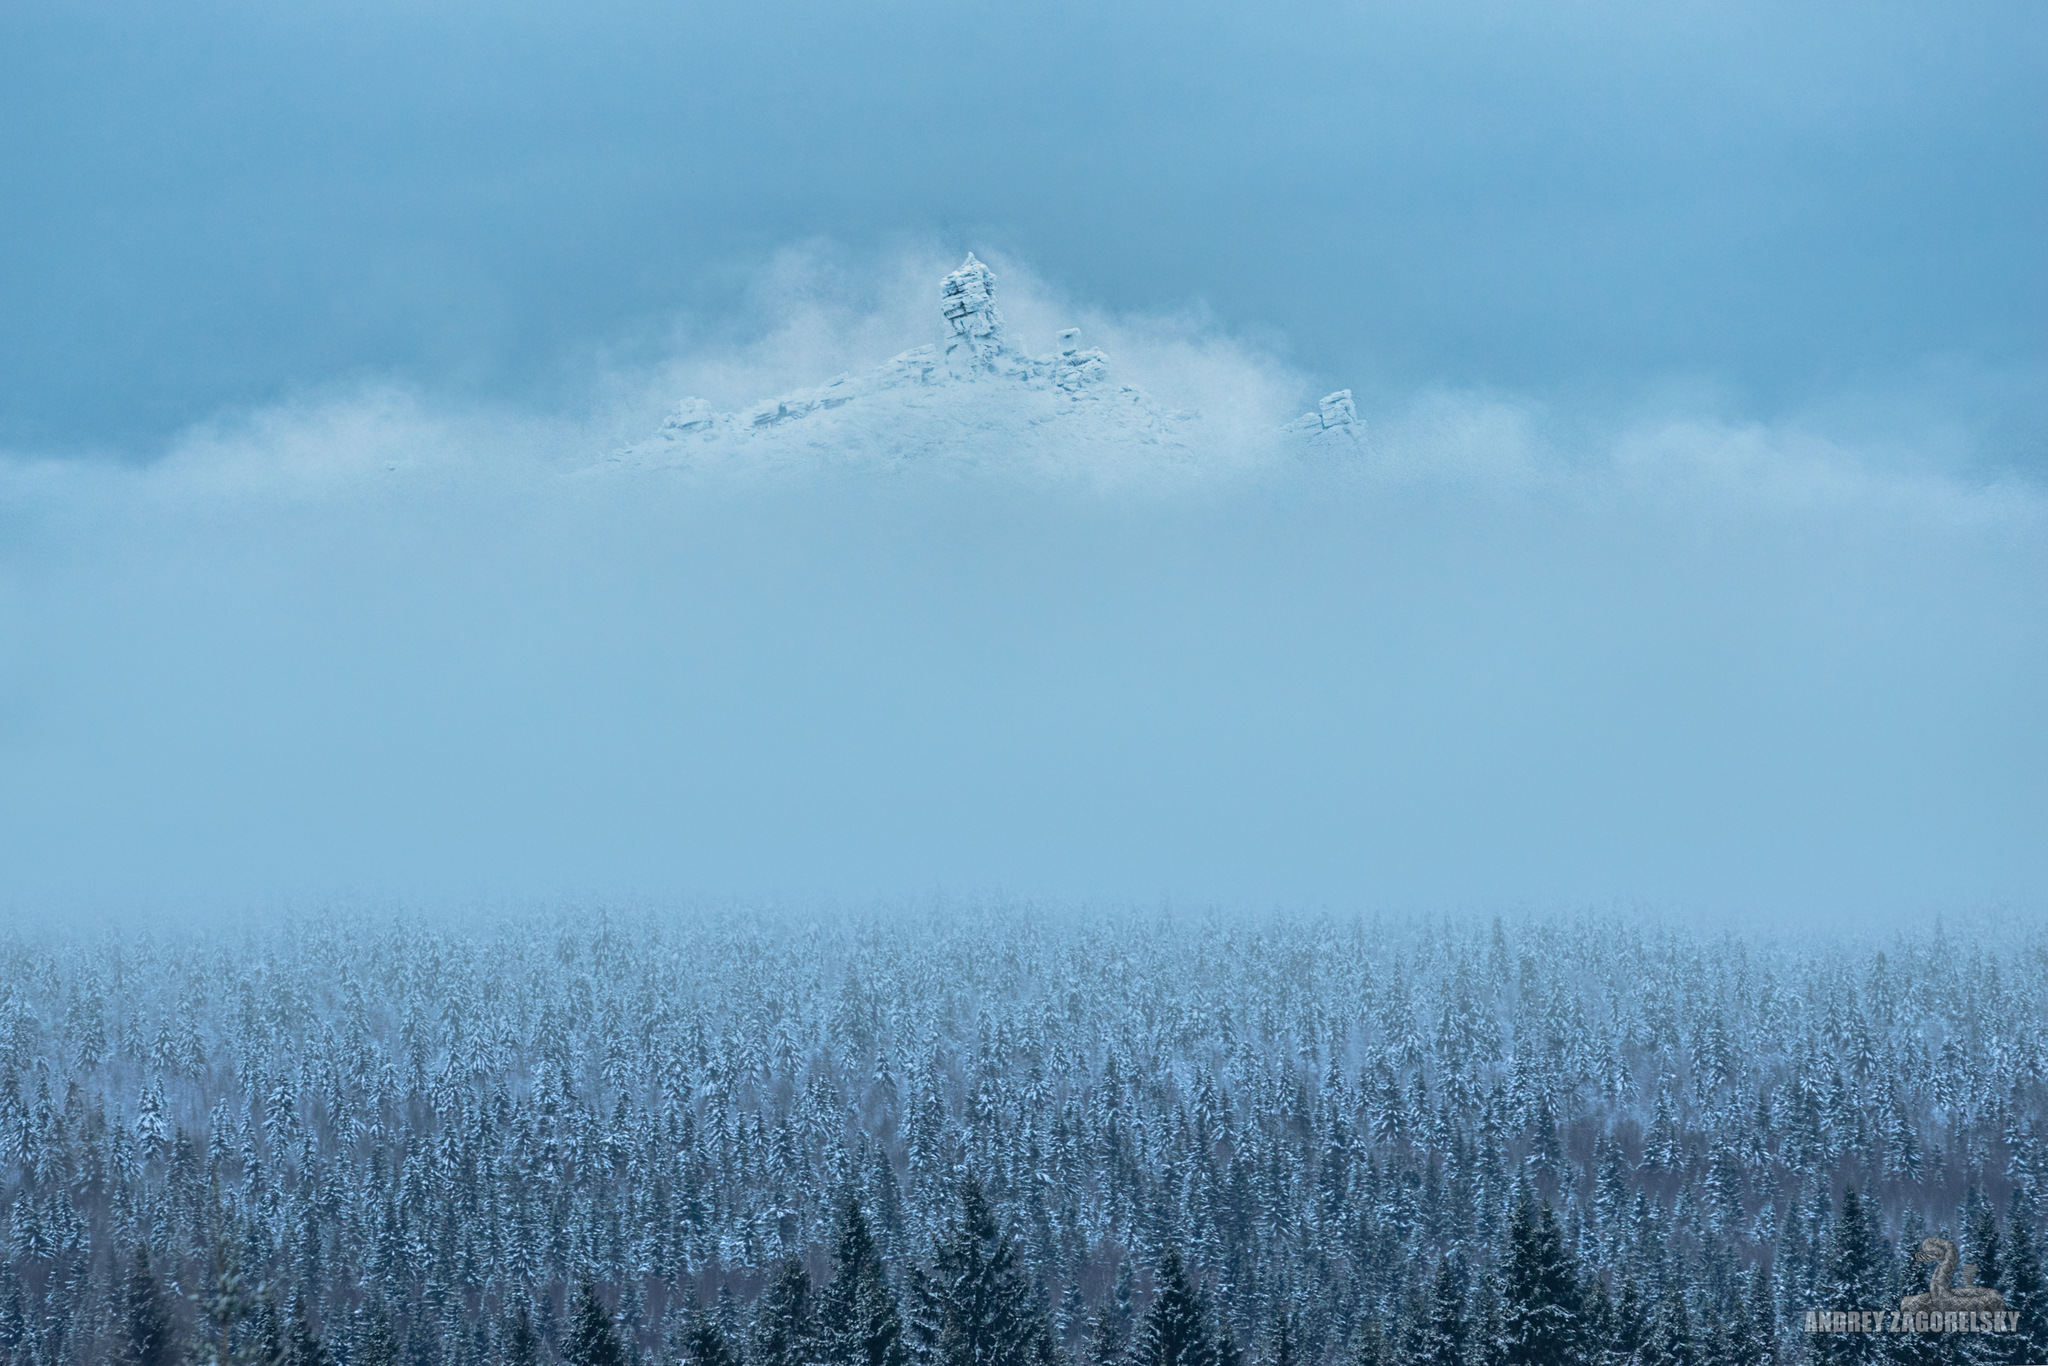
[596,254,1364,475]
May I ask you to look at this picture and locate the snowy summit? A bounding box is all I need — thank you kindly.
[598,255,1364,474]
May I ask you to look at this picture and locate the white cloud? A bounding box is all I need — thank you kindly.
[1,248,2040,917]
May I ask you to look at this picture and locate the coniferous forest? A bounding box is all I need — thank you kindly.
[1,908,2043,1366]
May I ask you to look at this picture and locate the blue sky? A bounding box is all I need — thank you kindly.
[0,0,2042,918]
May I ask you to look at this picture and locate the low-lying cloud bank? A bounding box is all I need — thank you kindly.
[2,249,2041,920]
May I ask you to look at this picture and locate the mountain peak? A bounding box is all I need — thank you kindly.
[598,255,1364,474]
[940,254,1006,376]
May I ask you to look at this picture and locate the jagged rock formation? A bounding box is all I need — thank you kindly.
[598,256,1365,474]
[1283,386,1365,454]
[940,252,1007,377]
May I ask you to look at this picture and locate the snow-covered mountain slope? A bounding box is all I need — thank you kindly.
[594,255,1364,477]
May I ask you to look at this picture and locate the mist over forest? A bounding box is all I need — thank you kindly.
[5,0,2044,1362]
[0,907,2043,1365]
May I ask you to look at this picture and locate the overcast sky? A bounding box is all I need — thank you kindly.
[3,0,2042,462]
[1,0,2042,920]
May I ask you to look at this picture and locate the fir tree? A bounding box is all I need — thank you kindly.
[1579,1274,1613,1361]
[2002,1190,2047,1366]
[1058,1285,1088,1348]
[1645,1288,1696,1366]
[1813,1187,1885,1366]
[1134,1247,1215,1366]
[1500,1194,1582,1365]
[754,1257,818,1366]
[283,1295,335,1366]
[351,1301,399,1366]
[1082,1312,1123,1366]
[504,1301,539,1366]
[1263,1303,1296,1366]
[1605,1276,1647,1366]
[255,1288,285,1366]
[1967,1201,2004,1303]
[1113,1259,1137,1339]
[1347,1316,1388,1366]
[119,1243,178,1366]
[818,1191,911,1366]
[1397,1271,1431,1365]
[1743,1260,1777,1366]
[192,1238,267,1366]
[680,1302,743,1366]
[1417,1257,1465,1366]
[910,1175,1055,1366]
[564,1281,626,1366]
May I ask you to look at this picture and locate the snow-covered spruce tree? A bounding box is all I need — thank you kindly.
[1262,1302,1298,1366]
[908,1176,1057,1366]
[752,1256,818,1366]
[677,1300,742,1366]
[118,1244,178,1366]
[1813,1187,1886,1366]
[818,1191,911,1366]
[1498,1192,1583,1365]
[1738,1260,1777,1366]
[1416,1255,1466,1366]
[1345,1314,1389,1366]
[0,908,2044,1364]
[282,1294,334,1366]
[564,1281,626,1366]
[2002,1189,2048,1366]
[1081,1311,1123,1366]
[1133,1245,1217,1366]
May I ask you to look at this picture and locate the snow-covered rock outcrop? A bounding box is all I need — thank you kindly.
[598,255,1363,475]
[1282,386,1365,455]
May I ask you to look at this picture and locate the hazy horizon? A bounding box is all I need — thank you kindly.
[3,1,2044,923]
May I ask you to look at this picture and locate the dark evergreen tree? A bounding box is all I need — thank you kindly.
[1604,1276,1648,1366]
[1813,1187,1885,1366]
[680,1303,743,1366]
[1347,1315,1388,1366]
[1396,1271,1431,1365]
[1579,1274,1614,1362]
[909,1176,1055,1366]
[283,1295,334,1366]
[1417,1257,1465,1366]
[754,1257,818,1366]
[193,1239,266,1366]
[2002,1191,2046,1366]
[1742,1260,1777,1366]
[818,1192,911,1366]
[352,1301,399,1366]
[1058,1285,1088,1349]
[1262,1303,1296,1366]
[1499,1194,1582,1365]
[1113,1259,1136,1340]
[1968,1201,2004,1303]
[717,1285,745,1351]
[564,1282,626,1366]
[400,1311,438,1366]
[503,1301,539,1366]
[1133,1247,1215,1366]
[1644,1288,1696,1366]
[255,1288,285,1366]
[119,1243,178,1366]
[1081,1312,1123,1366]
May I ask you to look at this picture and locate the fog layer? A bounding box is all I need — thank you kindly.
[3,262,2039,917]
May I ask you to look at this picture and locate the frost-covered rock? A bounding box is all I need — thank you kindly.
[598,255,1362,476]
[941,252,1007,377]
[1282,388,1366,455]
